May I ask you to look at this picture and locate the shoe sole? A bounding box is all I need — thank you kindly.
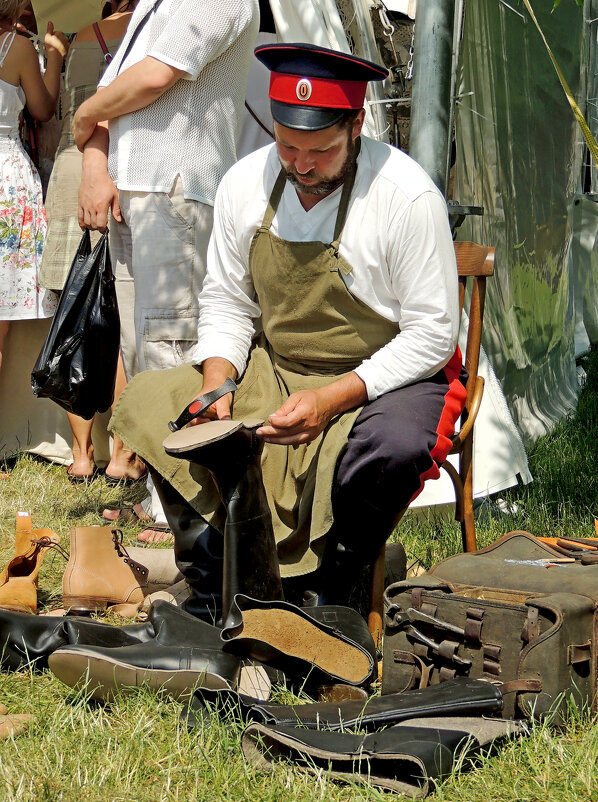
[49,650,232,702]
[63,595,146,614]
[239,609,371,685]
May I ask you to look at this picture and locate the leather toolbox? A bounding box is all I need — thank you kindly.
[382,531,598,723]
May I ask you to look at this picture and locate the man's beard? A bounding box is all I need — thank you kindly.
[282,134,357,196]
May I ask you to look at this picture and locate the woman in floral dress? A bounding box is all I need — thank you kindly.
[0,1,67,380]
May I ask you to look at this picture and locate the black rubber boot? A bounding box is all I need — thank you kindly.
[173,425,284,627]
[149,468,224,623]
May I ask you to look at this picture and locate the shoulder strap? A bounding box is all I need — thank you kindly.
[92,22,112,64]
[0,31,17,68]
[116,0,166,75]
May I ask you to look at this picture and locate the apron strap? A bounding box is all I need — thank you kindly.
[331,137,361,250]
[260,171,287,231]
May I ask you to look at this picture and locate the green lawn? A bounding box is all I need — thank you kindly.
[1,351,598,801]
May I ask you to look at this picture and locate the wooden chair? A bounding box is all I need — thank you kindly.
[368,241,496,646]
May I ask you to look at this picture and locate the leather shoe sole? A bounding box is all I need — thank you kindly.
[49,646,239,702]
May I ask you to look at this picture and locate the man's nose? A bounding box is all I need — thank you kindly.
[294,152,315,174]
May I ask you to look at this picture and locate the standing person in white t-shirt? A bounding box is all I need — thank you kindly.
[72,0,259,537]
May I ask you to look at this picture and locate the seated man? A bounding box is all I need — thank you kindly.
[111,43,466,621]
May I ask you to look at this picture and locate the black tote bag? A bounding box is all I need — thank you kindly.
[31,229,120,420]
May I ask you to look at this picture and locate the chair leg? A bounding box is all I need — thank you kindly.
[368,545,386,651]
[460,438,477,552]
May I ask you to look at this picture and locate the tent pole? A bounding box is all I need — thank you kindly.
[409,0,457,197]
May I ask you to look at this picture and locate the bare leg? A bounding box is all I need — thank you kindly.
[66,412,96,478]
[0,321,9,479]
[105,353,146,481]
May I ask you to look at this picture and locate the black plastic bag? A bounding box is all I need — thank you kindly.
[31,229,120,420]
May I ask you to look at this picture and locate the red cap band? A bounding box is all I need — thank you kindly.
[269,71,367,110]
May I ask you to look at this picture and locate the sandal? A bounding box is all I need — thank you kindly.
[101,503,152,524]
[137,524,174,545]
[104,470,148,487]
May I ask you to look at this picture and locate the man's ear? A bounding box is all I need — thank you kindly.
[352,108,366,141]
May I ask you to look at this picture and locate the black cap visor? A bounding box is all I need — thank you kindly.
[270,99,350,131]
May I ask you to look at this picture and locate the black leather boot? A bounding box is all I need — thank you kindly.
[164,417,284,626]
[307,495,405,607]
[48,600,241,702]
[241,704,522,796]
[0,607,155,672]
[149,468,224,623]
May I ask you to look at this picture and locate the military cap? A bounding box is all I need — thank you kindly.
[254,42,388,131]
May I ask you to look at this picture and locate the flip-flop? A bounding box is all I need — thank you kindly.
[67,465,98,484]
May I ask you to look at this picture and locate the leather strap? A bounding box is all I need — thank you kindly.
[92,22,112,63]
[499,679,542,694]
[392,650,432,689]
[244,100,274,139]
[168,377,238,431]
[116,0,165,75]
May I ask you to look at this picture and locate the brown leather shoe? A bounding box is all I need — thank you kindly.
[62,526,149,613]
[0,531,60,613]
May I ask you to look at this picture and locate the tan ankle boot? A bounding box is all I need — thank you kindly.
[0,531,60,613]
[62,527,149,613]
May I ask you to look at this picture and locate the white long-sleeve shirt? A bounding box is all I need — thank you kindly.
[194,136,460,400]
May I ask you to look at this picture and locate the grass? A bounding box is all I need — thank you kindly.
[1,350,598,800]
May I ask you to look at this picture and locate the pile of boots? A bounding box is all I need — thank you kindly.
[1,593,378,703]
[186,675,525,797]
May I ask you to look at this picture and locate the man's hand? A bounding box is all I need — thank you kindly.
[257,389,334,445]
[78,125,121,231]
[257,373,369,446]
[78,166,120,231]
[186,358,238,426]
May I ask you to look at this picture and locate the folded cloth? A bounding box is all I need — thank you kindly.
[241,716,526,797]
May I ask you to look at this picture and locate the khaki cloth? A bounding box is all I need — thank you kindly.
[111,152,399,577]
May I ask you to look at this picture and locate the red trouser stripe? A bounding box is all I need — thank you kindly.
[408,346,467,505]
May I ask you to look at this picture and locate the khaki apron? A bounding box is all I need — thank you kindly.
[111,148,399,576]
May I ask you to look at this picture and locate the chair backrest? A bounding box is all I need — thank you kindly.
[453,242,495,411]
